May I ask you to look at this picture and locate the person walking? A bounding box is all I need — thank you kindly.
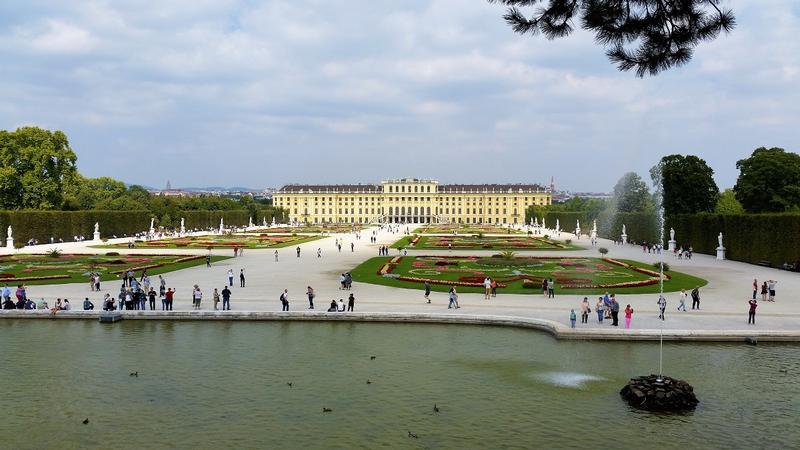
[483,277,491,300]
[595,297,604,323]
[491,279,498,297]
[274,250,279,262]
[548,279,555,299]
[206,254,211,268]
[240,269,246,288]
[657,295,667,320]
[677,289,687,311]
[610,298,620,326]
[227,269,234,287]
[347,293,355,312]
[213,288,220,310]
[748,299,757,324]
[424,281,431,304]
[317,248,322,258]
[624,304,634,329]
[280,289,289,311]
[448,287,459,309]
[148,288,156,310]
[307,286,315,309]
[542,279,548,298]
[691,286,701,310]
[221,286,231,310]
[580,297,590,324]
[569,309,577,328]
[760,281,768,302]
[350,242,354,252]
[751,278,758,300]
[296,247,301,258]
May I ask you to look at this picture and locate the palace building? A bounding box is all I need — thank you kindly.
[274,178,551,225]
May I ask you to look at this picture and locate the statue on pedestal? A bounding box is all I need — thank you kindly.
[670,228,675,242]
[717,232,724,249]
[7,225,12,238]
[94,223,99,234]
[180,218,186,234]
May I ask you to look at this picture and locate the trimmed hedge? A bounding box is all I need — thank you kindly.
[0,210,150,243]
[667,213,800,266]
[600,212,659,243]
[1,208,289,245]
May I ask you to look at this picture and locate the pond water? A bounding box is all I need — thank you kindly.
[1,320,797,449]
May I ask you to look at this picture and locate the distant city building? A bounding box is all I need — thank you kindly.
[274,178,552,224]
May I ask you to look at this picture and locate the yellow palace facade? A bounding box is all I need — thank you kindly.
[274,178,551,225]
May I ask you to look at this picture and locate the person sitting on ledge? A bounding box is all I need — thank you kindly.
[103,297,116,311]
[25,299,36,310]
[37,299,48,310]
[327,300,338,312]
[83,298,94,310]
[337,299,345,312]
[2,298,15,309]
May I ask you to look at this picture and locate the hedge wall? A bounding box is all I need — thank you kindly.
[1,208,290,245]
[0,210,150,244]
[599,212,660,244]
[667,213,800,266]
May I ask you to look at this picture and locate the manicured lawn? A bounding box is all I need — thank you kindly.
[99,234,322,250]
[0,253,230,286]
[351,255,707,295]
[417,224,523,234]
[391,235,581,250]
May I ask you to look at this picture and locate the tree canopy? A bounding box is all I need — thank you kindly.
[651,154,718,217]
[734,147,800,213]
[0,127,78,209]
[714,188,744,214]
[489,0,735,76]
[612,172,653,213]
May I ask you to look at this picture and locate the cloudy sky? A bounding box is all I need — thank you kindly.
[1,0,797,191]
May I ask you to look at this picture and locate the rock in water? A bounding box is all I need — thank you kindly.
[620,375,698,411]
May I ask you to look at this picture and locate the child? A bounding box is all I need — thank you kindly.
[569,309,577,328]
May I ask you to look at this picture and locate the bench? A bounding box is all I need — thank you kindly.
[757,260,771,268]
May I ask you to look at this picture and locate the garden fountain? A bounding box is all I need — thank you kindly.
[620,171,698,411]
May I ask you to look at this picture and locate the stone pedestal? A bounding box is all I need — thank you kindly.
[621,234,627,245]
[668,240,677,252]
[93,231,101,242]
[716,247,726,260]
[6,237,13,249]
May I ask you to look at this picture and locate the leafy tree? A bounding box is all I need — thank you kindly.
[715,188,744,214]
[734,147,800,213]
[0,127,78,209]
[612,172,653,212]
[651,154,718,217]
[488,0,735,76]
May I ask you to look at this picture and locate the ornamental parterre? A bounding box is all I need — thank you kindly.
[374,255,671,290]
[402,235,574,250]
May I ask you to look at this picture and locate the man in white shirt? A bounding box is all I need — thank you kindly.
[483,277,492,300]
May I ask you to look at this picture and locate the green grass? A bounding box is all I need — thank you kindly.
[418,224,523,234]
[350,255,707,296]
[0,254,230,286]
[95,234,322,250]
[391,235,581,251]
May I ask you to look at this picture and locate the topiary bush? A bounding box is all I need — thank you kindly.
[598,247,609,255]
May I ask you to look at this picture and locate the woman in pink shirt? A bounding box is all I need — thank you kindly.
[624,304,634,329]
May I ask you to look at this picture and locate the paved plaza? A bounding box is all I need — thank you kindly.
[2,225,798,339]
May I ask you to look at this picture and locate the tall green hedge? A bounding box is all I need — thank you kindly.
[599,212,660,243]
[0,210,150,244]
[1,208,289,245]
[667,213,800,266]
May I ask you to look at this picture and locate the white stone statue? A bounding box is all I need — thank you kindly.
[542,218,546,229]
[94,222,99,234]
[592,219,597,233]
[670,227,675,242]
[150,217,155,230]
[556,218,560,231]
[718,232,724,248]
[622,224,626,235]
[248,217,254,228]
[263,217,267,227]
[576,219,580,230]
[219,218,224,233]
[180,218,185,233]
[272,217,277,226]
[7,226,12,238]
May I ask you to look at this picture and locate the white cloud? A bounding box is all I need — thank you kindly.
[29,19,97,53]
